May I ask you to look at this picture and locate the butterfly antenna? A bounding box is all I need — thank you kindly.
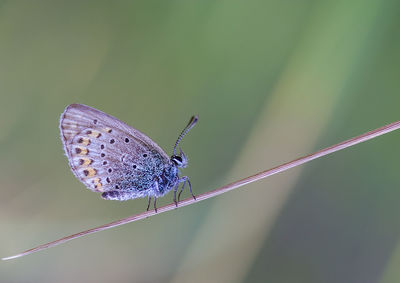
[173,115,198,155]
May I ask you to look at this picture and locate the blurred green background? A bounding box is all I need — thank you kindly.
[1,1,400,282]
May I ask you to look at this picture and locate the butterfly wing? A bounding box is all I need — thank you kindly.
[59,104,170,195]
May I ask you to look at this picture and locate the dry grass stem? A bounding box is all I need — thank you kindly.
[3,120,400,261]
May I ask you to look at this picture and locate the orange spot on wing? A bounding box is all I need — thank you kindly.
[78,138,91,146]
[78,158,92,166]
[75,147,88,155]
[88,131,102,138]
[93,178,104,192]
[83,167,97,177]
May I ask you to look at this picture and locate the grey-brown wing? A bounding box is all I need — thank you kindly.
[59,104,170,193]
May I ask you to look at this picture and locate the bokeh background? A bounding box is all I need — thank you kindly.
[1,1,400,282]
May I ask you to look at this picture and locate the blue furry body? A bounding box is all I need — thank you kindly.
[101,150,180,201]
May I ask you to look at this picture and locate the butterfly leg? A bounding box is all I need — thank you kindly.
[177,178,186,203]
[146,196,158,212]
[153,197,157,213]
[146,196,152,211]
[173,183,180,207]
[188,179,196,200]
[151,181,160,213]
[177,176,196,202]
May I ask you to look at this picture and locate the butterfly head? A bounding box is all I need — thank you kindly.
[171,148,188,168]
[171,115,198,168]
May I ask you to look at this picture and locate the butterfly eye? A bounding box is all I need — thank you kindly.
[143,154,148,157]
[171,155,183,165]
[110,139,115,144]
[125,138,129,143]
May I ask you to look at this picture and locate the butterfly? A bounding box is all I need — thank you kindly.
[59,104,198,211]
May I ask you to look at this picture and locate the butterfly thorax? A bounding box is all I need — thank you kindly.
[156,164,180,197]
[111,150,179,199]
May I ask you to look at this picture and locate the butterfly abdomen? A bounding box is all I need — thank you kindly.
[101,191,144,201]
